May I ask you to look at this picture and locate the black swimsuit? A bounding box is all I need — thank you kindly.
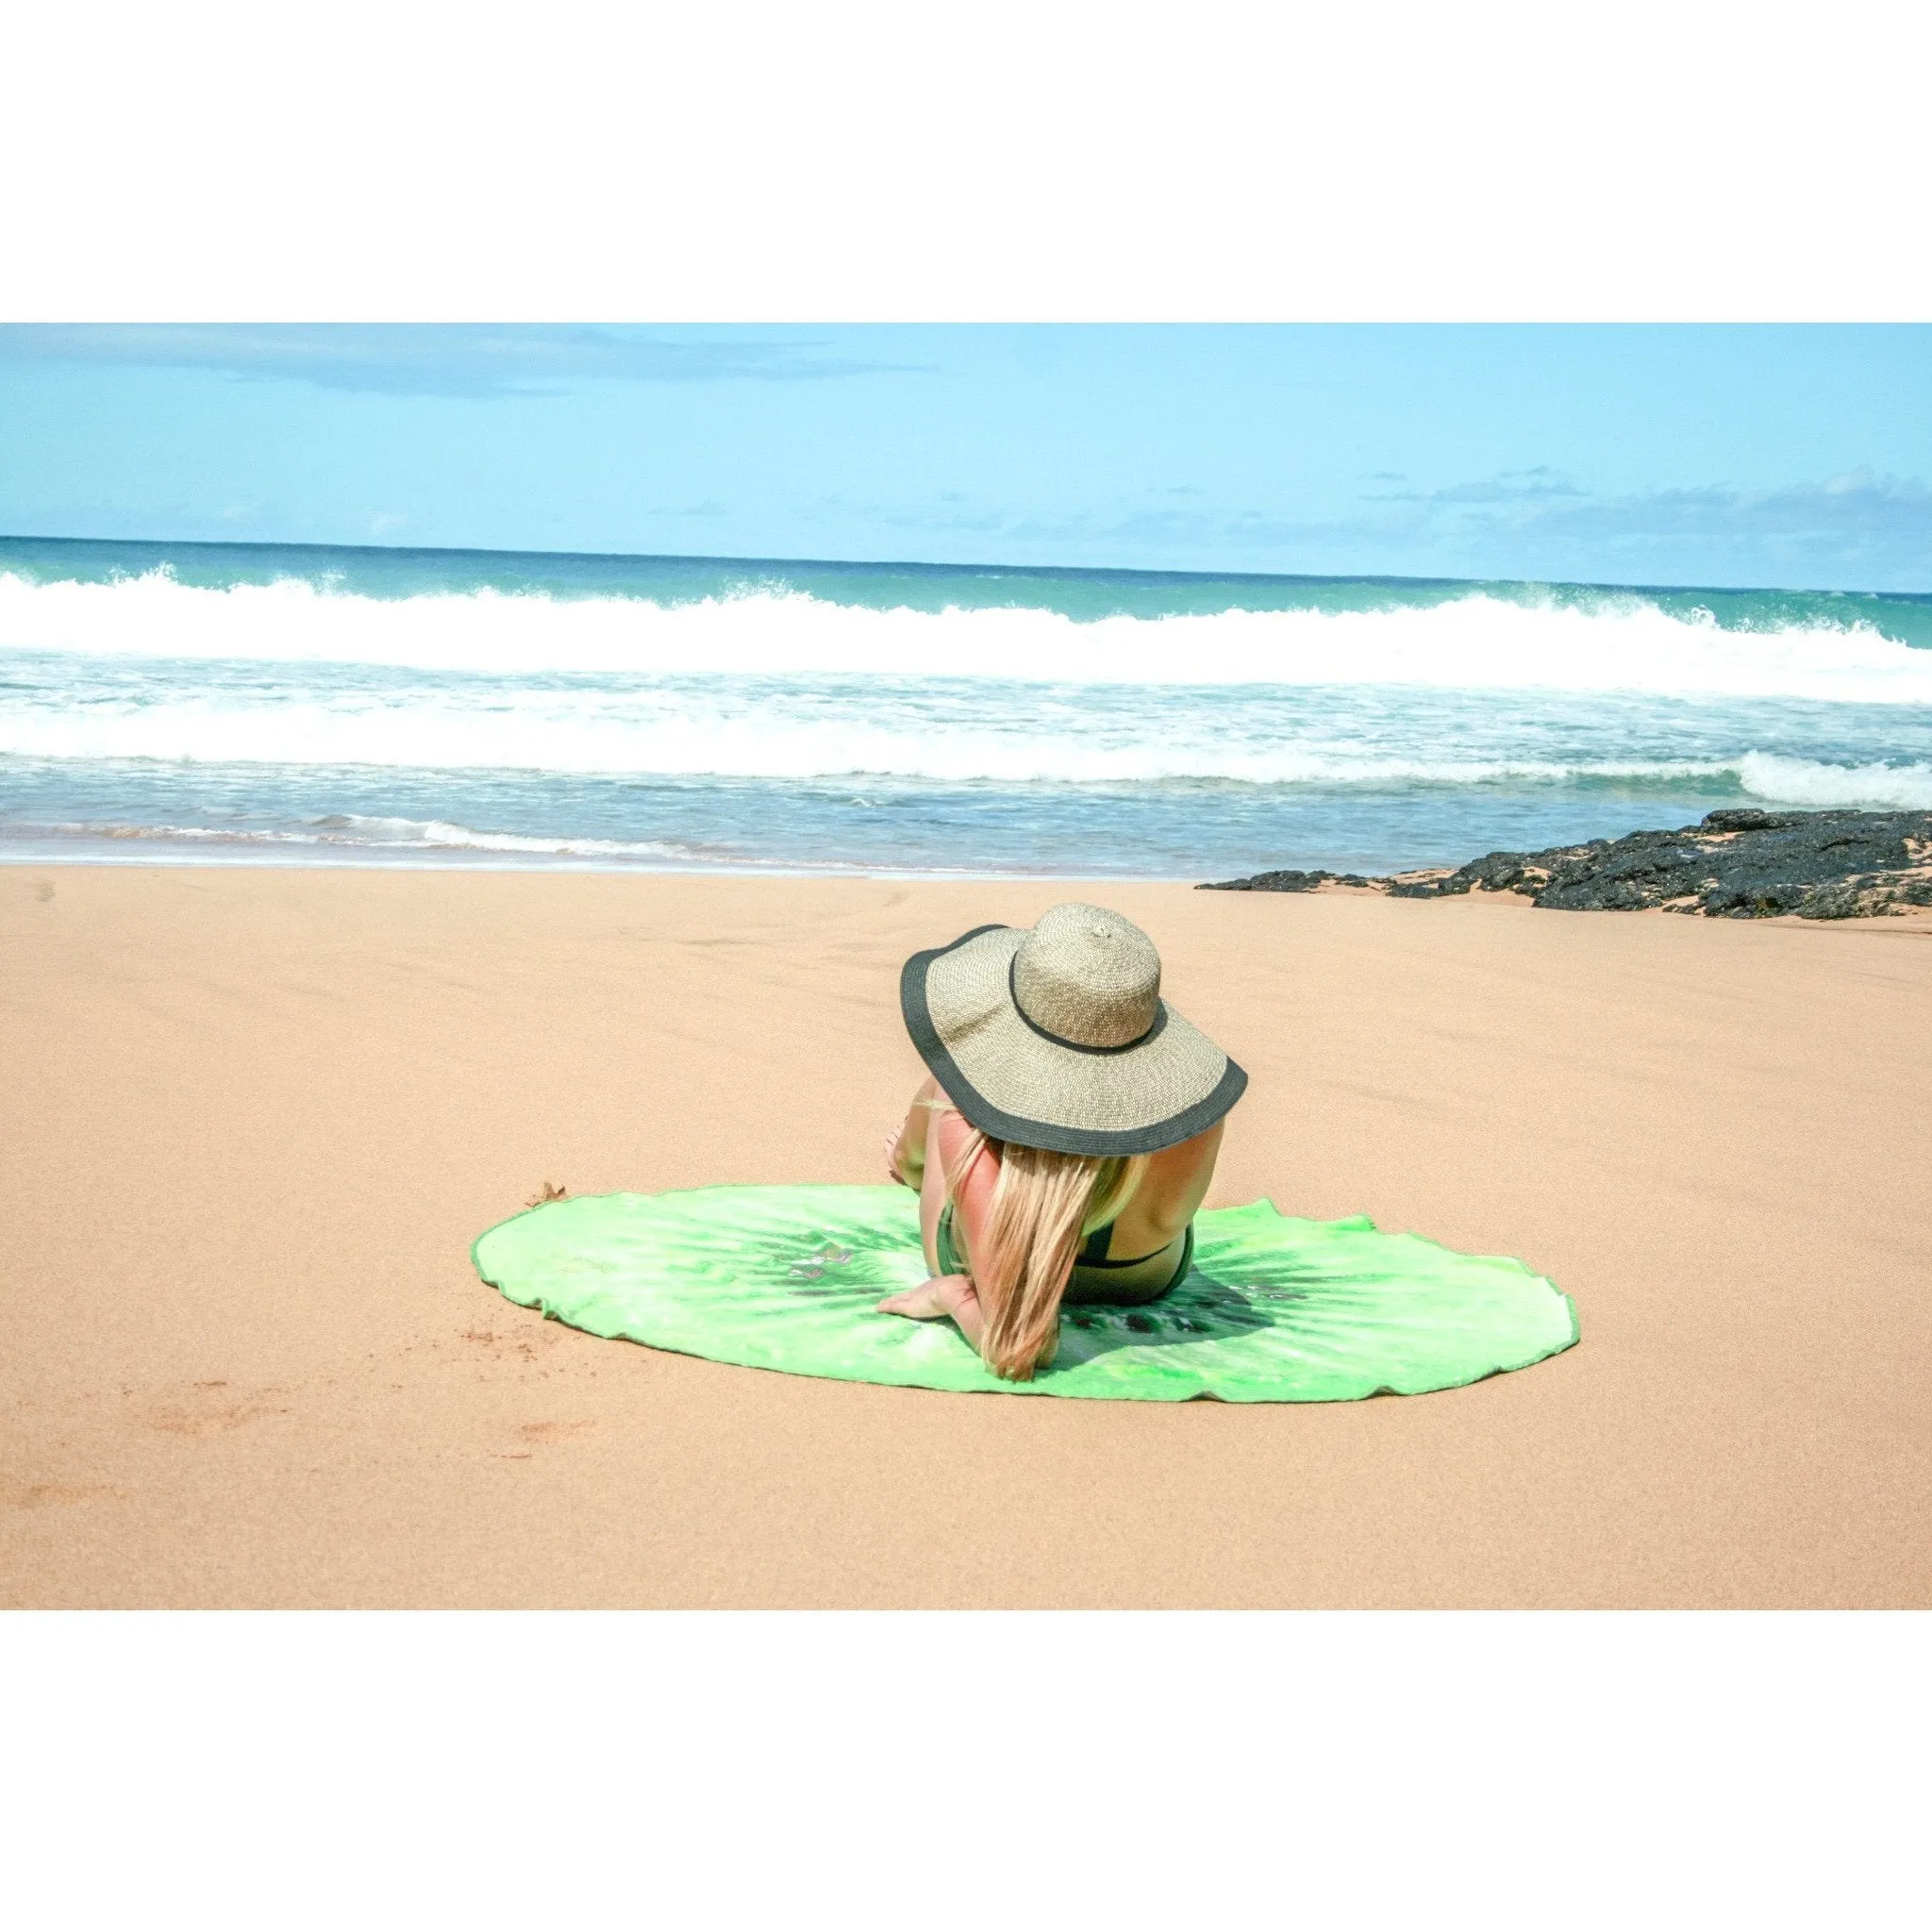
[936,1205,1193,1307]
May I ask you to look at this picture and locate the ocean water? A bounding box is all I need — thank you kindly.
[2,534,1929,877]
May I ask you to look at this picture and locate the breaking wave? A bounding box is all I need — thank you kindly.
[5,567,1932,702]
[1734,751,1932,809]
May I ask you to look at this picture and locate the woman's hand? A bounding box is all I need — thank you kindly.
[876,1274,973,1320]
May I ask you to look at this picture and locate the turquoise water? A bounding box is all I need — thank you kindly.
[8,531,1931,642]
[2,534,1928,875]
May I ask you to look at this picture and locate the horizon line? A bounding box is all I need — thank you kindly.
[3,530,1927,606]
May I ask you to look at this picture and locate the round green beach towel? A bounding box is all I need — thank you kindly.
[472,1185,1576,1403]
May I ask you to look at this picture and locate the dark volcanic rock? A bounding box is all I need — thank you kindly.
[1202,809,1932,919]
[1200,868,1373,891]
[1386,848,1547,897]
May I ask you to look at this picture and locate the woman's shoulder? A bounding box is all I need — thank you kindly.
[931,1093,998,1169]
[1146,1118,1224,1175]
[1128,1119,1224,1223]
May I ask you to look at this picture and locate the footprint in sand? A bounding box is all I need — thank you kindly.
[513,1420,596,1444]
[1,1479,114,1509]
[461,1324,563,1364]
[148,1391,287,1436]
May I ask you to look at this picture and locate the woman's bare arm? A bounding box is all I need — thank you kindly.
[927,1100,999,1259]
[877,1093,991,1350]
[885,1074,942,1188]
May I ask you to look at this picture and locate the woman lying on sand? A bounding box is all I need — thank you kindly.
[879,903,1247,1380]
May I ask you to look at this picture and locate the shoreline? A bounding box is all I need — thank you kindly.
[0,844,1118,883]
[11,845,1930,926]
[4,861,1928,1607]
[12,807,1932,931]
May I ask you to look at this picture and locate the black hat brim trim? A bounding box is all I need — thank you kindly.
[899,925,1248,1158]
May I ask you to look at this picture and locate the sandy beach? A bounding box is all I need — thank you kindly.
[3,862,1928,1607]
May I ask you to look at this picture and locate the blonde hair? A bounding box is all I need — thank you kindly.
[944,1123,1145,1382]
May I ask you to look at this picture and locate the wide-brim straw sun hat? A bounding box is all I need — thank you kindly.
[900,902,1246,1157]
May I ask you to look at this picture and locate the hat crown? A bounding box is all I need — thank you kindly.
[1011,903,1161,1049]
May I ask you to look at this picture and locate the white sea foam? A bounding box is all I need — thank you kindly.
[12,697,1924,809]
[1736,751,1932,808]
[4,569,1931,702]
[318,816,702,858]
[0,689,1745,785]
[12,814,995,873]
[25,815,705,860]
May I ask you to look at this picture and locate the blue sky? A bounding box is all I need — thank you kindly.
[2,325,1926,590]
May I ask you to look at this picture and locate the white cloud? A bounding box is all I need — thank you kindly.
[0,325,927,398]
